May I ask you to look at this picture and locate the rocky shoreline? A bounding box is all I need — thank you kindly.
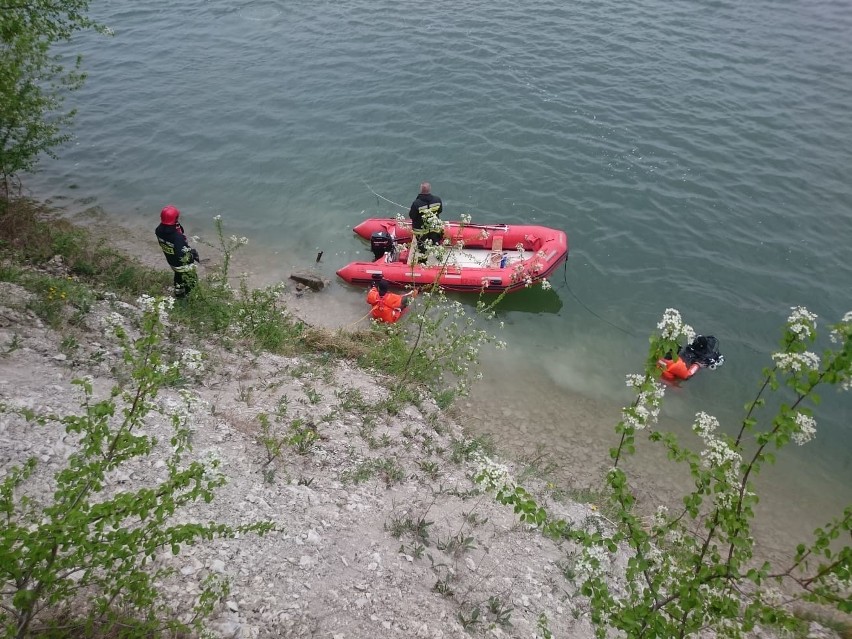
[0,241,843,638]
[0,263,603,638]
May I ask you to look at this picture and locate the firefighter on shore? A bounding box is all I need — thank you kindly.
[155,205,200,298]
[366,277,417,323]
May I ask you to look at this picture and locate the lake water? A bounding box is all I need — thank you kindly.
[26,0,851,551]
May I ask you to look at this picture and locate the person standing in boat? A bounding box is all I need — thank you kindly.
[366,278,417,323]
[155,205,200,298]
[408,182,443,264]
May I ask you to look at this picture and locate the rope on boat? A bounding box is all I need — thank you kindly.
[362,183,511,236]
[451,222,510,231]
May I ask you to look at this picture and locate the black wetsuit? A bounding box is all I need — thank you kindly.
[408,193,443,260]
[155,222,198,297]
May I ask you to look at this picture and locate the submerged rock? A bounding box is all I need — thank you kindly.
[289,270,326,291]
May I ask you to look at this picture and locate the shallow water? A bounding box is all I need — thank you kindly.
[27,0,852,544]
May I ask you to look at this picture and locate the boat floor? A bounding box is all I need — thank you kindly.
[400,247,528,269]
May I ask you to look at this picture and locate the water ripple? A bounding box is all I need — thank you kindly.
[27,0,852,495]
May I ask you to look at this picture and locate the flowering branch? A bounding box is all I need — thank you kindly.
[474,306,852,637]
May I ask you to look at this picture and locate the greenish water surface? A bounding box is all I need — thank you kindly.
[28,0,851,549]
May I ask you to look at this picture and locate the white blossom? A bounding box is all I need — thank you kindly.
[820,572,852,595]
[692,412,741,486]
[692,412,719,438]
[423,210,444,232]
[473,452,515,495]
[622,404,650,430]
[540,278,552,291]
[200,448,226,482]
[180,348,205,374]
[156,362,179,375]
[786,306,818,339]
[136,294,155,311]
[657,308,694,342]
[575,544,611,580]
[625,374,646,389]
[102,311,125,330]
[830,310,852,345]
[772,351,820,373]
[665,528,683,544]
[136,294,173,324]
[701,437,741,484]
[791,412,816,445]
[622,379,665,430]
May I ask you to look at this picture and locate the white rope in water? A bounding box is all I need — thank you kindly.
[364,181,408,210]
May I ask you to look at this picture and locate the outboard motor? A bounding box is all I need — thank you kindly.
[370,231,395,260]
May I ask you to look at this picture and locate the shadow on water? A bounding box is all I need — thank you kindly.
[452,285,564,315]
[343,280,565,316]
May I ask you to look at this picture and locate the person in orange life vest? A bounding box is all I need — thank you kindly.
[659,356,699,381]
[155,205,200,298]
[366,279,417,324]
[658,335,723,382]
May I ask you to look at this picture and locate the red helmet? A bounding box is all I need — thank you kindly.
[160,205,180,225]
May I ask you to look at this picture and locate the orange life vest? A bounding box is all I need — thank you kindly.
[366,288,406,323]
[657,357,700,381]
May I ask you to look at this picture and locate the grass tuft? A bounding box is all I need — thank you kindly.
[0,199,168,297]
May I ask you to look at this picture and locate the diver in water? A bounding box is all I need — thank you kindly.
[658,335,724,382]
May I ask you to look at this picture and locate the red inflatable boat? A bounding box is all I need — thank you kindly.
[336,218,569,293]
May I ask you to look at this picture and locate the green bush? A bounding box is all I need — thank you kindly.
[0,295,275,638]
[476,307,852,638]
